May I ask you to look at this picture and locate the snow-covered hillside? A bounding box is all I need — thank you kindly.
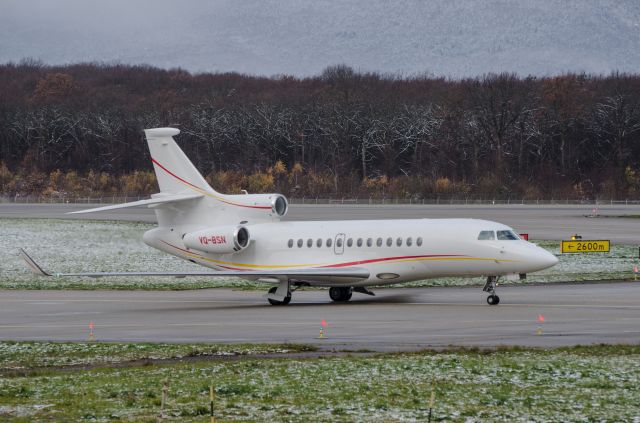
[1,0,639,77]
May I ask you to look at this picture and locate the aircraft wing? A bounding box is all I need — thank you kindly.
[67,193,203,214]
[19,249,370,283]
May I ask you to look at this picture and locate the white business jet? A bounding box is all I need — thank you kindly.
[21,128,558,305]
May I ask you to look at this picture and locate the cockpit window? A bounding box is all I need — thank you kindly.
[497,230,519,240]
[478,230,495,240]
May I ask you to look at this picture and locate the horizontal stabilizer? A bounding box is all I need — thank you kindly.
[67,193,203,214]
[19,249,370,282]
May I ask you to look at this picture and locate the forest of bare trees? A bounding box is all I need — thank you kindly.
[1,61,640,200]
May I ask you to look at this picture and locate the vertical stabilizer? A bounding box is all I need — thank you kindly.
[142,127,284,229]
[144,128,214,195]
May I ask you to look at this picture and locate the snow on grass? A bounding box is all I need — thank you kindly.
[1,218,637,290]
[0,218,253,290]
[0,341,315,370]
[1,345,639,421]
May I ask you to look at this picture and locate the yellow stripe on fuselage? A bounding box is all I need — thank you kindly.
[157,167,271,210]
[171,248,515,270]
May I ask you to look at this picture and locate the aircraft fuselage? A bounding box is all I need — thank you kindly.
[144,217,558,287]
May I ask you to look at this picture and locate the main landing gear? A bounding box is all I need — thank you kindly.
[483,276,500,305]
[267,286,291,305]
[266,279,293,306]
[329,287,352,302]
[266,283,375,305]
[328,286,375,302]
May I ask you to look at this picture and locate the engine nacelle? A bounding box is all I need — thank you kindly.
[183,225,250,254]
[222,193,288,218]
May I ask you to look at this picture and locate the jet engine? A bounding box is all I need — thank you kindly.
[221,193,288,218]
[183,225,250,254]
[269,194,288,217]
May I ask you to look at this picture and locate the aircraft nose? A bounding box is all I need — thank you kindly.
[538,249,559,269]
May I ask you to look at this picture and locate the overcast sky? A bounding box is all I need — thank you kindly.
[2,0,640,77]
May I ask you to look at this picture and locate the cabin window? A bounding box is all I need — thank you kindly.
[376,237,383,247]
[288,239,294,248]
[347,238,353,247]
[326,238,332,247]
[478,230,495,240]
[396,237,403,247]
[357,238,363,247]
[497,230,519,240]
[406,237,413,246]
[386,237,393,247]
[316,238,322,247]
[366,238,373,247]
[297,239,303,248]
[417,237,423,246]
[336,238,343,247]
[307,238,313,248]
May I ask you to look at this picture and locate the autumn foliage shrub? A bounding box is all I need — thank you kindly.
[1,62,640,200]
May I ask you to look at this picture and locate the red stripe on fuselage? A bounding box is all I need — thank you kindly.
[319,254,465,268]
[150,157,272,210]
[160,240,248,271]
[161,240,191,254]
[160,240,465,271]
[151,158,206,192]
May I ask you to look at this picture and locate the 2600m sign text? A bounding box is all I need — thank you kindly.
[561,240,610,253]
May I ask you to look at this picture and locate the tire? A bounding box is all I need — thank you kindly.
[267,286,291,306]
[343,290,352,301]
[329,287,341,301]
[329,287,352,302]
[487,295,499,306]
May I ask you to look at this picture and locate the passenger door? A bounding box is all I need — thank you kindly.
[334,233,345,255]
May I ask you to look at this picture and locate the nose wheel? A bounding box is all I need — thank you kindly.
[483,276,500,306]
[267,286,291,305]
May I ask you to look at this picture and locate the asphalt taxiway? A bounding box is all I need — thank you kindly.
[1,282,639,350]
[1,203,640,349]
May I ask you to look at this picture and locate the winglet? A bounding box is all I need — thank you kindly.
[19,248,51,277]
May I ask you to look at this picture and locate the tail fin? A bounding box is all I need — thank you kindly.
[144,128,214,195]
[141,127,280,227]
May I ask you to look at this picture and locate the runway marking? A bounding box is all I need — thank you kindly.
[2,298,640,310]
[2,315,639,330]
[0,322,320,329]
[2,329,638,340]
[36,312,103,317]
[0,299,261,304]
[391,302,640,309]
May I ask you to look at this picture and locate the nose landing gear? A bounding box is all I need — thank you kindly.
[483,276,500,305]
[267,286,291,305]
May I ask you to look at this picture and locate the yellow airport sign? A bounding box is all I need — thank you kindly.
[561,240,610,253]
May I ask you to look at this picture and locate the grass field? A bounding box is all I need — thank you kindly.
[0,341,315,370]
[1,342,639,422]
[1,218,638,290]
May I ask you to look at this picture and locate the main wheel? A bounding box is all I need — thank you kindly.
[486,295,500,305]
[329,287,352,302]
[267,286,291,306]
